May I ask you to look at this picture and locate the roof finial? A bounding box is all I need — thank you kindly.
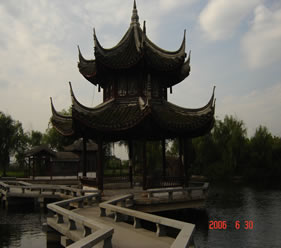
[131,0,139,25]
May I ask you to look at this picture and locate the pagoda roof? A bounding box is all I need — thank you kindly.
[78,1,190,87]
[50,83,215,141]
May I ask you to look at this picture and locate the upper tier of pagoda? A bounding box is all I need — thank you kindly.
[78,0,190,89]
[50,1,215,142]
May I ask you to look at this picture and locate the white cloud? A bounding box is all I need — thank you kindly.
[199,0,261,40]
[242,5,281,69]
[218,83,281,137]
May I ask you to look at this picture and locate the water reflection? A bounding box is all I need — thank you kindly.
[0,204,47,248]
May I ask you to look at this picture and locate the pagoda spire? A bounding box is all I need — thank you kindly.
[131,0,139,25]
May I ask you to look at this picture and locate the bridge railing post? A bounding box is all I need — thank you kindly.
[100,207,106,217]
[133,217,141,228]
[57,213,64,224]
[68,219,76,230]
[83,226,92,237]
[114,212,123,222]
[156,223,166,237]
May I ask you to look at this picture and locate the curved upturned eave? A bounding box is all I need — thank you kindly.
[69,81,115,115]
[144,29,186,58]
[50,97,74,136]
[94,26,134,55]
[77,46,98,85]
[164,86,216,114]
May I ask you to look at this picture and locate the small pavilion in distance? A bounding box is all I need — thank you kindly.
[50,1,215,191]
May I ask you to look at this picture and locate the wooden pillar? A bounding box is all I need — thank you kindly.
[162,139,166,178]
[183,138,191,187]
[82,137,87,177]
[49,158,53,181]
[97,139,104,191]
[128,140,133,188]
[32,157,35,180]
[179,138,184,186]
[142,140,147,190]
[28,157,31,178]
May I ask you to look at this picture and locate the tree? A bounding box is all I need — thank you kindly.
[0,112,27,176]
[213,115,247,174]
[42,124,74,150]
[28,130,43,147]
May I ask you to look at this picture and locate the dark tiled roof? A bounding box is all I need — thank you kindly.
[64,138,98,152]
[77,4,190,87]
[50,87,215,140]
[25,145,56,157]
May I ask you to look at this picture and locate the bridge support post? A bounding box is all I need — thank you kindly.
[61,236,73,247]
[38,197,44,208]
[103,236,113,248]
[4,198,8,209]
[45,225,61,247]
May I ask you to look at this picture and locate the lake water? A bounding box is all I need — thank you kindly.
[0,204,47,248]
[1,184,281,248]
[160,184,281,248]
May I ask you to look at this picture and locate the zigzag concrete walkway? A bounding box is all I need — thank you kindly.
[74,204,174,248]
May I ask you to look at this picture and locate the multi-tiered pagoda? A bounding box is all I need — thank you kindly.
[50,1,215,190]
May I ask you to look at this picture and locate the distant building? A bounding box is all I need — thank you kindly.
[25,140,97,179]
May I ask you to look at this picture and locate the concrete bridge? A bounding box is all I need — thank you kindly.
[0,180,97,208]
[0,180,208,247]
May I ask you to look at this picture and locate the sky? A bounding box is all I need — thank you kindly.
[0,0,281,139]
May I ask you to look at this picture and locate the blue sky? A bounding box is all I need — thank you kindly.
[0,0,280,138]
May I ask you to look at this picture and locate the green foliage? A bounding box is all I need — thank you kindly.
[42,124,74,150]
[0,112,27,176]
[27,130,43,147]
